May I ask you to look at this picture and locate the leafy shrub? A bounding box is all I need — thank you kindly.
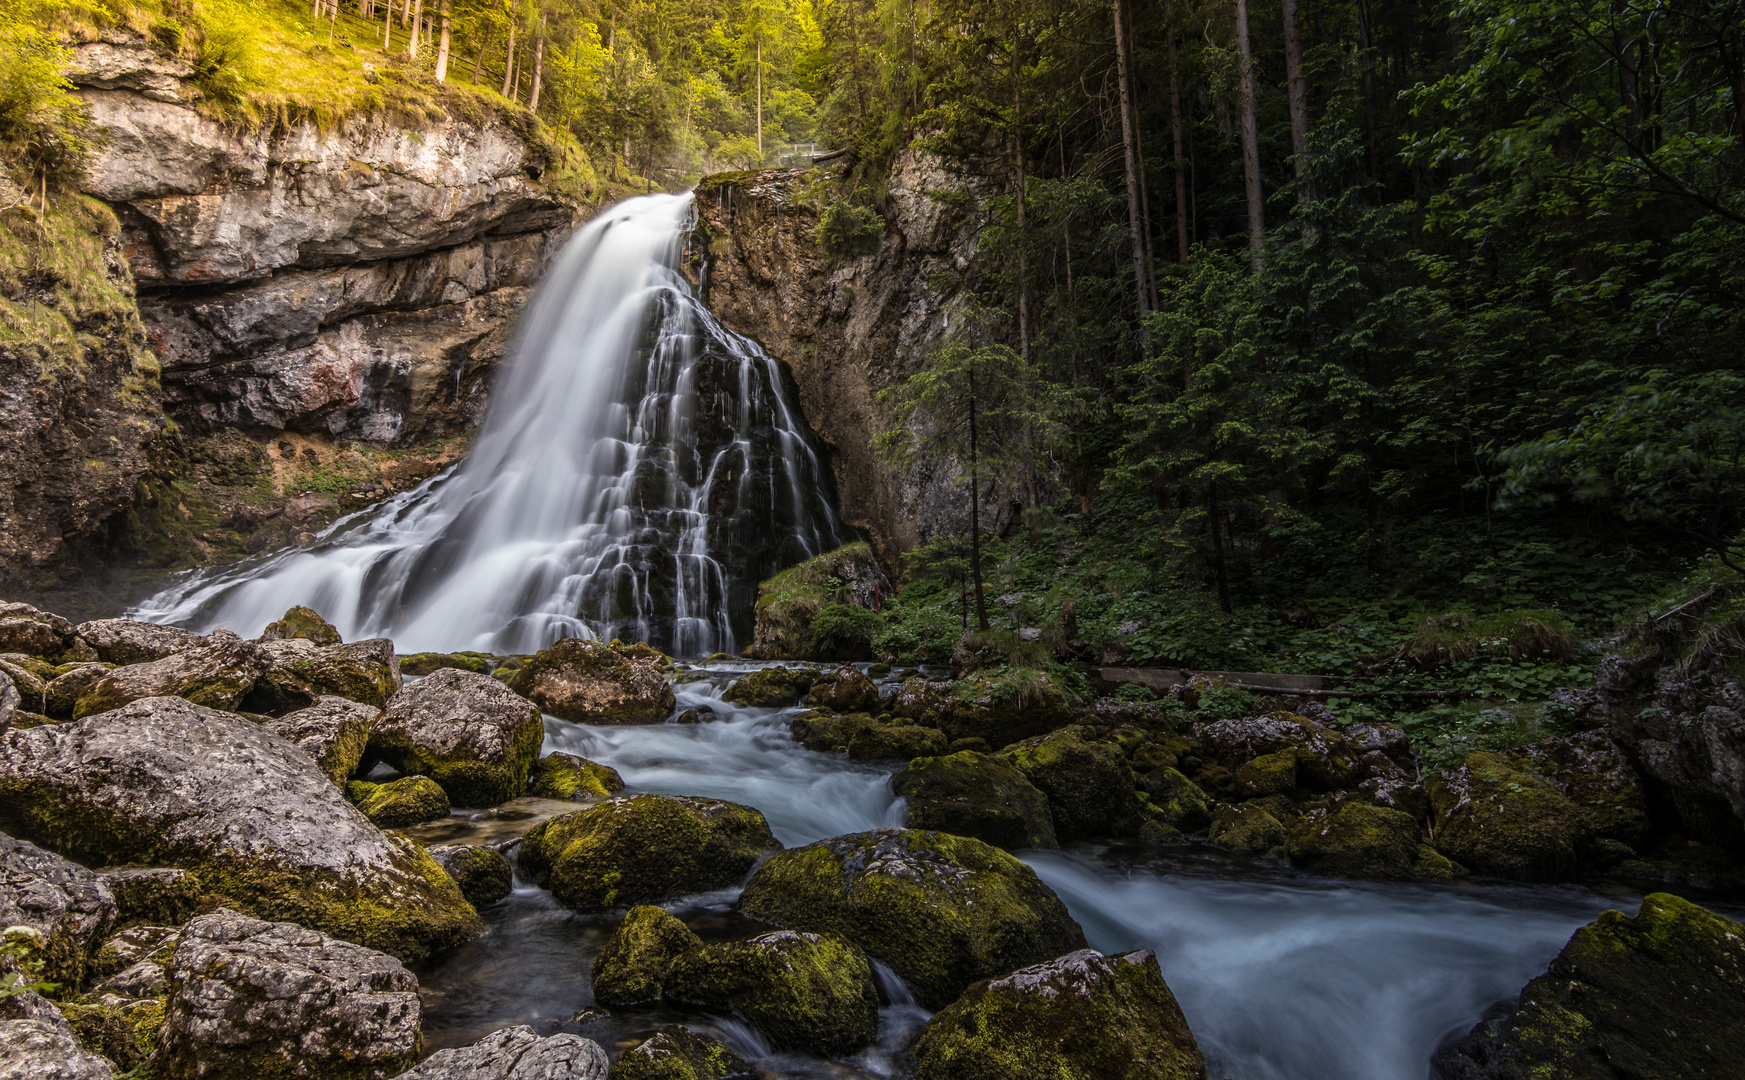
[191,0,262,116]
[815,199,883,257]
[1114,682,1154,702]
[802,603,883,661]
[1196,684,1250,721]
[0,3,98,190]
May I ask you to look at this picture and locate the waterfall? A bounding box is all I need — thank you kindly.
[132,193,848,656]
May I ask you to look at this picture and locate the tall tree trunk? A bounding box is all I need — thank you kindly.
[756,33,764,157]
[472,35,485,82]
[529,36,543,111]
[1113,0,1149,321]
[1282,0,1310,184]
[435,0,451,80]
[500,0,518,98]
[1235,0,1265,273]
[1357,0,1377,179]
[383,0,394,51]
[1012,7,1029,362]
[968,371,990,632]
[408,0,422,58]
[1168,4,1189,262]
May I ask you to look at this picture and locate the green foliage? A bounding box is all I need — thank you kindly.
[0,0,98,190]
[815,198,883,256]
[0,926,57,999]
[803,602,883,660]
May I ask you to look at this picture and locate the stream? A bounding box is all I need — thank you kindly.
[408,665,1644,1080]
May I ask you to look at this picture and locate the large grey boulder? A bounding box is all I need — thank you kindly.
[260,697,377,786]
[252,638,401,712]
[73,619,203,665]
[0,988,116,1080]
[504,638,674,724]
[368,669,544,807]
[158,909,421,1080]
[72,630,267,718]
[0,832,117,987]
[0,671,16,731]
[0,603,75,659]
[390,1025,609,1080]
[0,697,480,959]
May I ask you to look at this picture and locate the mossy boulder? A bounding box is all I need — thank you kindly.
[258,606,343,646]
[736,827,1088,1009]
[429,845,514,909]
[723,667,819,707]
[97,866,202,928]
[259,696,376,786]
[398,651,495,676]
[72,619,203,665]
[847,722,948,761]
[788,710,878,752]
[1139,768,1213,833]
[1433,893,1745,1080]
[0,831,117,988]
[1427,751,1589,881]
[528,751,625,800]
[506,638,675,724]
[611,1025,749,1080]
[892,751,1058,850]
[1208,804,1287,855]
[72,630,267,719]
[916,672,1079,749]
[41,663,114,718]
[395,1026,609,1080]
[0,603,75,658]
[664,930,879,1055]
[1199,714,1361,791]
[808,666,880,712]
[518,794,781,910]
[0,696,480,960]
[999,728,1143,841]
[909,949,1207,1080]
[1285,802,1424,880]
[591,904,703,1006]
[347,776,450,829]
[251,637,401,712]
[1508,730,1651,852]
[1232,750,1299,797]
[369,668,545,807]
[746,542,884,660]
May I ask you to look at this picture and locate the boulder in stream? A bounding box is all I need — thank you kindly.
[893,751,1058,850]
[999,728,1143,841]
[1207,804,1288,855]
[518,794,781,910]
[429,845,514,909]
[258,605,343,645]
[0,696,481,959]
[808,667,880,712]
[736,826,1088,1009]
[1139,767,1214,833]
[723,667,818,708]
[346,776,451,828]
[527,751,624,800]
[1199,714,1361,791]
[368,668,544,807]
[908,948,1207,1080]
[0,831,117,987]
[260,696,377,786]
[788,710,877,752]
[1284,802,1424,880]
[611,1025,749,1080]
[505,638,674,724]
[663,930,879,1056]
[392,1025,609,1080]
[590,904,703,1007]
[71,630,267,718]
[41,664,115,719]
[250,637,401,712]
[1427,751,1590,881]
[846,722,948,761]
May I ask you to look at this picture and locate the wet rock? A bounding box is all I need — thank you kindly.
[505,638,674,724]
[892,751,1058,850]
[847,723,948,761]
[723,667,818,708]
[999,728,1143,841]
[259,605,343,646]
[0,696,480,959]
[260,696,377,786]
[428,846,513,909]
[398,652,494,676]
[610,1025,749,1080]
[664,930,879,1055]
[1199,714,1361,791]
[347,776,450,828]
[1138,768,1213,833]
[369,668,544,807]
[1434,893,1745,1080]
[737,826,1088,1009]
[809,667,880,713]
[909,949,1206,1080]
[1427,752,1588,881]
[392,1025,609,1080]
[1208,804,1287,855]
[519,794,781,911]
[1285,803,1424,880]
[0,603,74,658]
[41,664,115,718]
[1343,723,1415,769]
[253,637,401,710]
[0,832,117,987]
[590,905,703,1007]
[0,987,117,1080]
[927,673,1078,749]
[158,909,421,1080]
[527,752,625,800]
[788,710,877,752]
[72,630,267,718]
[1509,730,1651,852]
[72,619,203,666]
[97,867,201,928]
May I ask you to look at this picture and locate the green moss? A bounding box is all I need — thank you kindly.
[527,752,624,800]
[258,606,342,646]
[846,723,947,761]
[42,664,115,718]
[665,931,879,1055]
[591,904,702,1006]
[518,794,780,911]
[892,751,1058,850]
[397,652,494,676]
[808,667,880,712]
[1427,751,1587,881]
[789,710,878,751]
[611,1025,748,1080]
[802,604,884,661]
[59,998,162,1073]
[1137,768,1213,833]
[1233,751,1299,797]
[748,543,881,660]
[370,703,543,809]
[724,667,820,707]
[1413,843,1459,881]
[345,776,449,828]
[999,728,1143,841]
[1208,804,1287,855]
[1285,803,1422,880]
[431,846,512,909]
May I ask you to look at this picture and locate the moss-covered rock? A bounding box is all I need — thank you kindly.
[1433,893,1745,1080]
[259,696,376,786]
[1427,751,1589,881]
[746,543,884,660]
[347,776,450,828]
[519,794,781,911]
[788,710,878,752]
[736,827,1087,1009]
[72,631,267,719]
[611,1025,749,1080]
[1285,802,1423,880]
[847,722,948,761]
[251,637,401,712]
[429,845,513,909]
[1138,768,1213,833]
[723,667,819,707]
[0,604,74,659]
[909,949,1206,1080]
[506,638,675,724]
[72,619,203,666]
[908,671,1078,749]
[892,751,1058,850]
[1208,804,1287,855]
[41,663,113,718]
[664,930,879,1055]
[1413,843,1459,881]
[999,728,1143,841]
[809,666,880,712]
[1508,730,1651,853]
[97,866,202,929]
[258,606,343,646]
[528,752,625,800]
[397,651,495,676]
[369,668,545,808]
[1233,750,1299,797]
[591,904,703,1006]
[0,831,117,989]
[1199,714,1360,791]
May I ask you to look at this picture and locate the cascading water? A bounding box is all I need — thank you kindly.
[132,194,847,655]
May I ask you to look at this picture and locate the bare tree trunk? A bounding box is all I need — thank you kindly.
[1282,0,1310,182]
[500,0,518,98]
[756,33,764,157]
[1168,3,1189,262]
[1012,4,1029,361]
[1235,0,1265,273]
[1113,0,1149,322]
[408,0,422,58]
[968,370,990,632]
[434,0,451,80]
[529,36,543,111]
[383,0,394,51]
[472,35,485,81]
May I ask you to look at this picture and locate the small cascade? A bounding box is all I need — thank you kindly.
[133,194,848,655]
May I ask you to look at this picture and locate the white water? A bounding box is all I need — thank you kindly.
[132,195,845,655]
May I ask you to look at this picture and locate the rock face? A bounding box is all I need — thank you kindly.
[1434,893,1745,1080]
[610,1026,748,1080]
[909,949,1207,1080]
[260,697,377,786]
[664,931,879,1055]
[893,751,1059,850]
[0,696,480,959]
[518,795,781,910]
[1000,728,1143,841]
[72,630,266,718]
[0,832,118,987]
[391,1026,609,1080]
[74,618,202,664]
[369,668,544,807]
[505,639,674,724]
[737,827,1088,1009]
[158,909,422,1080]
[0,988,118,1080]
[590,905,703,1007]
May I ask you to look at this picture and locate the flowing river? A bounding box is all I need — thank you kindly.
[407,666,1644,1080]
